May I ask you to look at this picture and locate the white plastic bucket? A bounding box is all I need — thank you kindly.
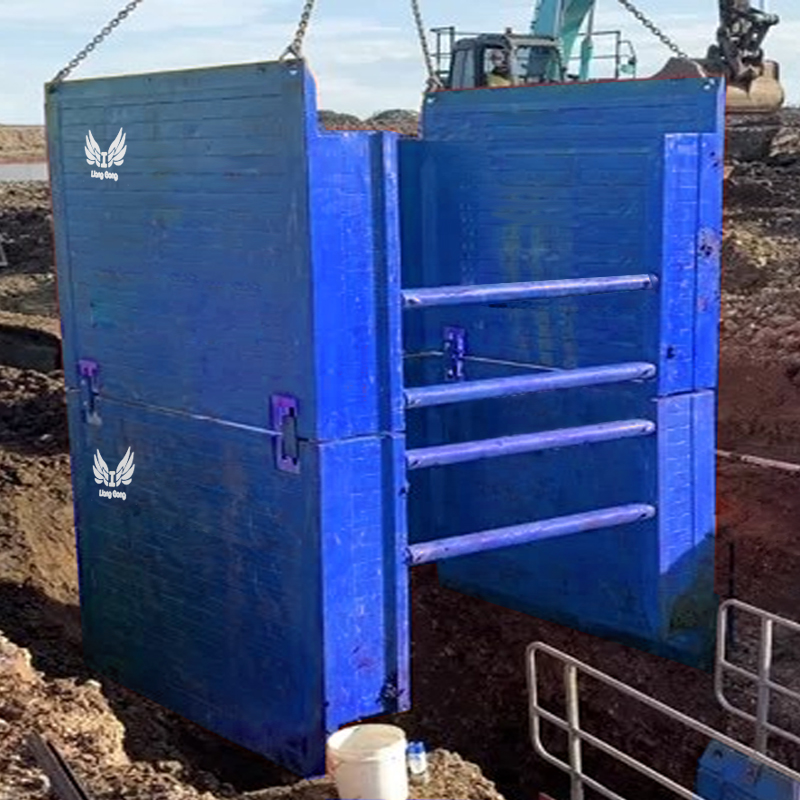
[326,724,409,800]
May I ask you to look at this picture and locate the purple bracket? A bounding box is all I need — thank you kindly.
[443,326,466,382]
[270,394,300,474]
[77,358,101,425]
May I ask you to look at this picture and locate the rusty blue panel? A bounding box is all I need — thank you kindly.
[47,60,407,778]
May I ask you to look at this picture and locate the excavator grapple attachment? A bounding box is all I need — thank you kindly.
[650,56,784,116]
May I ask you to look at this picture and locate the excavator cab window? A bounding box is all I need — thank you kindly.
[450,46,477,89]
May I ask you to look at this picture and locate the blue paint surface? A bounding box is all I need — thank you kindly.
[402,76,724,667]
[48,58,724,778]
[697,741,800,800]
[47,60,408,778]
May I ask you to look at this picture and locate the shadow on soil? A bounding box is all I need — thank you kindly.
[0,580,299,793]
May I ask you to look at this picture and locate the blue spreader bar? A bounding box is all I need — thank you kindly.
[406,419,656,470]
[406,504,656,565]
[401,274,657,308]
[405,362,657,409]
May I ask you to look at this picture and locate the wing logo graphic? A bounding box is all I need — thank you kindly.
[93,447,135,500]
[86,128,126,181]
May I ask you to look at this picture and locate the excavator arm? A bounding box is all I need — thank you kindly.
[530,0,596,80]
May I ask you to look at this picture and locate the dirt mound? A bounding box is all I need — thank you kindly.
[0,628,506,800]
[318,108,419,135]
[0,126,45,164]
[0,182,53,276]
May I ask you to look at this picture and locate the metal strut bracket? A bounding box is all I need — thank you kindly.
[78,358,101,426]
[271,394,301,474]
[443,326,466,382]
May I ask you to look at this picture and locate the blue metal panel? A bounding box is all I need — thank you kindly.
[410,77,724,385]
[406,77,723,667]
[432,391,716,662]
[660,134,701,395]
[697,741,799,800]
[48,61,401,442]
[307,117,405,438]
[47,60,407,778]
[695,133,724,390]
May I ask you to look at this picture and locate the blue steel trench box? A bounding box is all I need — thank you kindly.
[45,59,724,777]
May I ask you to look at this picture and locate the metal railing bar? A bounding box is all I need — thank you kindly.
[527,642,800,786]
[721,598,800,632]
[715,599,800,752]
[406,504,655,565]
[757,617,774,752]
[718,658,800,703]
[404,362,656,409]
[715,692,800,749]
[406,419,656,470]
[531,733,630,800]
[531,704,705,800]
[402,274,658,308]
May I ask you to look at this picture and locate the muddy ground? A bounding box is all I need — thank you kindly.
[0,124,799,800]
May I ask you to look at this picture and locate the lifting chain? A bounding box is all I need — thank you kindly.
[613,0,691,61]
[410,0,443,90]
[279,0,317,60]
[50,0,146,85]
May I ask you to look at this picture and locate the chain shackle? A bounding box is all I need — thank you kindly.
[51,0,146,85]
[280,0,317,61]
[614,0,691,61]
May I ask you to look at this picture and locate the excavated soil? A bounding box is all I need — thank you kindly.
[1,110,800,800]
[0,126,46,165]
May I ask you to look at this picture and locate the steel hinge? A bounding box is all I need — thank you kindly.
[271,394,300,474]
[78,358,101,426]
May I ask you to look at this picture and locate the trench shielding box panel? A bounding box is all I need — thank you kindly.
[67,399,407,775]
[46,60,404,442]
[401,77,723,667]
[404,77,724,395]
[46,60,407,778]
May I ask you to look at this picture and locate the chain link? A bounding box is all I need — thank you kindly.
[410,0,442,90]
[279,0,317,60]
[614,0,691,61]
[51,0,146,85]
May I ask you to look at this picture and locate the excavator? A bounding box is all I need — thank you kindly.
[426,0,786,159]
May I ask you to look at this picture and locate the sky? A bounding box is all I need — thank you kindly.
[1,0,797,124]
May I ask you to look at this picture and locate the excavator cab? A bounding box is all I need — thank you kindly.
[431,25,637,91]
[436,31,567,90]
